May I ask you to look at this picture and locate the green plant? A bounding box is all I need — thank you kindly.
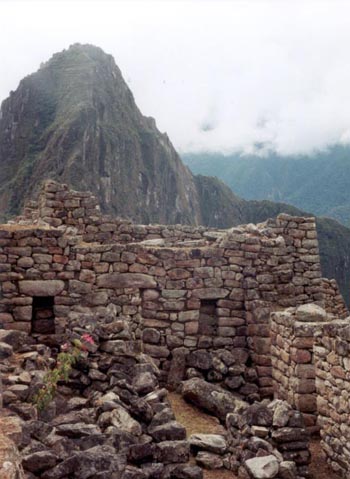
[33,334,94,411]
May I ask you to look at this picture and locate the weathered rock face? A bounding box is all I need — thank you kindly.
[189,434,227,455]
[0,44,203,225]
[0,44,248,231]
[294,303,328,322]
[0,416,24,479]
[245,455,279,479]
[182,378,246,421]
[97,273,157,289]
[19,280,65,296]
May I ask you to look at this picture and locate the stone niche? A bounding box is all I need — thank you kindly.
[31,296,55,334]
[198,299,217,336]
[19,280,64,336]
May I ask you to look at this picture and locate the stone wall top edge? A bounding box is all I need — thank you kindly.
[0,224,63,236]
[41,179,314,221]
[73,241,225,254]
[276,213,316,223]
[321,319,350,338]
[15,181,319,243]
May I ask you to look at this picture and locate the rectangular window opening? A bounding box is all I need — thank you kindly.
[199,299,217,336]
[31,296,55,335]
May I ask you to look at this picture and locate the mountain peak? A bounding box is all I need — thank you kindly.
[0,45,201,224]
[41,43,115,69]
[34,43,126,106]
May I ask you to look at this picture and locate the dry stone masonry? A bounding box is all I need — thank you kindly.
[314,320,350,477]
[270,304,350,477]
[270,304,329,433]
[0,180,350,478]
[321,278,348,319]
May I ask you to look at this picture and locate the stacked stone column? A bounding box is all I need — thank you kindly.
[270,304,331,432]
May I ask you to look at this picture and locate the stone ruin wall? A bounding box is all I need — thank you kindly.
[16,181,224,246]
[1,180,348,393]
[268,302,350,477]
[321,277,348,319]
[1,180,343,399]
[16,180,348,312]
[270,305,328,434]
[0,318,201,479]
[2,180,350,476]
[314,320,350,477]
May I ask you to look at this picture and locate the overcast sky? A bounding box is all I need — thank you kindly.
[1,0,350,155]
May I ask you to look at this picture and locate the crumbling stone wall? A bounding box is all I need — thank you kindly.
[2,180,350,476]
[321,277,348,318]
[0,320,201,479]
[182,378,311,478]
[314,320,350,477]
[226,398,310,477]
[1,180,348,399]
[16,180,223,246]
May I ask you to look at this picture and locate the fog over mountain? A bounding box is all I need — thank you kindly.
[2,0,350,156]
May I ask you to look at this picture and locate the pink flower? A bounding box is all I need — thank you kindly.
[81,333,94,345]
[61,343,69,352]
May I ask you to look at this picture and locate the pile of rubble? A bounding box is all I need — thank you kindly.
[0,325,201,479]
[182,378,310,479]
[0,324,312,479]
[168,346,259,402]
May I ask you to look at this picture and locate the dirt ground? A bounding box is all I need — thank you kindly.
[308,439,342,479]
[168,393,342,479]
[168,392,233,479]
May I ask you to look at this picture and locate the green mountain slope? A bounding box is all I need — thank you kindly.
[184,147,350,227]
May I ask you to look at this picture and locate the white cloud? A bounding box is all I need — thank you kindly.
[1,0,350,155]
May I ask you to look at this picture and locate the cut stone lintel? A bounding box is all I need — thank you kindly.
[18,280,65,297]
[97,273,157,289]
